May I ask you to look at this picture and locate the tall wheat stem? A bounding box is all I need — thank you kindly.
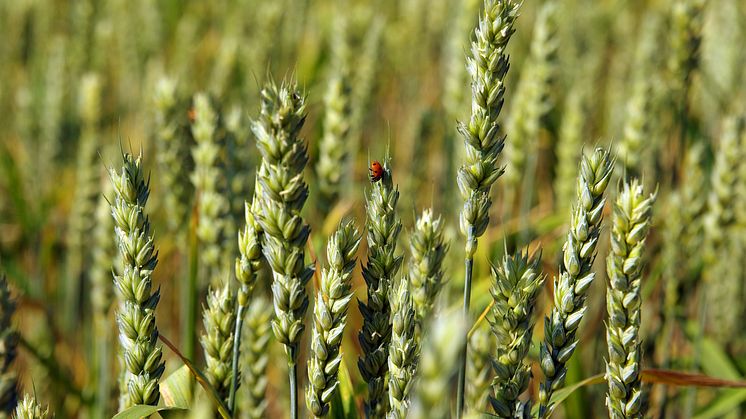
[455,1,521,414]
[228,205,262,412]
[251,81,311,419]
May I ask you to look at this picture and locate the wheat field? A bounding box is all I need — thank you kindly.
[0,0,745,418]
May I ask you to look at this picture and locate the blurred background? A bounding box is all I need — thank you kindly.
[0,0,745,417]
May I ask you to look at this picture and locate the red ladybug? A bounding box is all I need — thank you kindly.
[369,160,384,182]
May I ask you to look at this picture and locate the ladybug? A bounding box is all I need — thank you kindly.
[187,107,196,123]
[369,160,384,182]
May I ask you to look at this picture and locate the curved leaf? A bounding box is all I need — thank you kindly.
[161,365,194,409]
[159,334,231,418]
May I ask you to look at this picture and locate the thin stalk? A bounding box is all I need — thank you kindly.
[228,303,246,414]
[289,362,298,419]
[457,226,476,418]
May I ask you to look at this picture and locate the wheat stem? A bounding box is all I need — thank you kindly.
[489,249,545,417]
[110,152,164,408]
[306,220,361,417]
[538,147,614,418]
[359,159,402,419]
[251,80,311,419]
[605,179,656,418]
[455,1,522,414]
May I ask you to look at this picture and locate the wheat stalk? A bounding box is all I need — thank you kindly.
[228,204,263,412]
[387,275,417,418]
[489,249,545,418]
[538,147,614,417]
[358,158,402,419]
[251,80,311,419]
[605,179,656,419]
[456,1,522,413]
[306,220,361,417]
[200,284,236,406]
[110,152,164,408]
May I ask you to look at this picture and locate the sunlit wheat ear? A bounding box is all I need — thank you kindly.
[489,249,545,418]
[408,310,467,419]
[605,179,656,419]
[240,297,272,419]
[0,275,18,416]
[538,147,614,418]
[253,80,311,361]
[306,220,361,417]
[200,284,236,405]
[251,79,311,419]
[153,77,192,234]
[358,159,402,419]
[457,0,522,244]
[110,152,164,408]
[13,394,49,419]
[409,209,448,327]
